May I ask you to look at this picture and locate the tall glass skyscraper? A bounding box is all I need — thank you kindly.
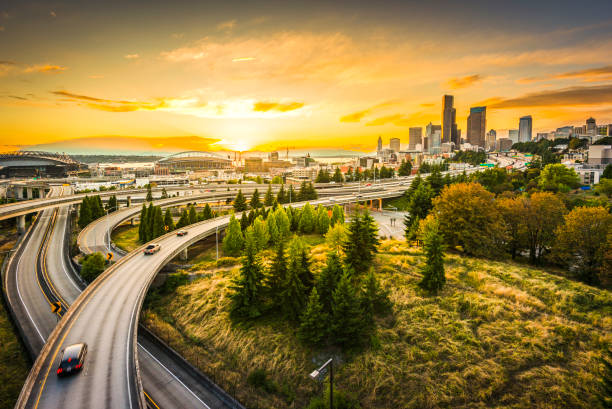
[519,115,533,142]
[467,106,486,147]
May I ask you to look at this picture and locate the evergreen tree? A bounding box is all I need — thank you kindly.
[247,209,256,226]
[330,204,344,226]
[250,188,261,209]
[222,215,245,256]
[316,205,330,234]
[346,167,353,182]
[361,270,391,325]
[315,169,331,183]
[201,203,213,220]
[331,272,365,347]
[240,212,249,231]
[161,187,168,199]
[90,195,105,220]
[298,288,329,345]
[408,182,433,220]
[233,190,248,212]
[361,209,380,266]
[288,236,314,294]
[144,203,154,242]
[175,208,189,229]
[78,196,92,228]
[288,206,300,231]
[138,203,147,242]
[343,211,365,273]
[316,252,343,315]
[152,206,164,238]
[287,184,296,203]
[406,174,422,198]
[398,160,413,176]
[299,203,315,233]
[332,167,344,183]
[266,242,287,308]
[419,219,446,293]
[264,184,274,207]
[252,216,270,251]
[306,182,318,200]
[404,215,420,241]
[275,207,291,239]
[276,184,286,204]
[267,211,280,244]
[298,182,308,201]
[164,208,174,232]
[426,169,444,196]
[188,205,198,225]
[146,184,153,202]
[106,195,118,213]
[282,238,308,321]
[229,231,264,318]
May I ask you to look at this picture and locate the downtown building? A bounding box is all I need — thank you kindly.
[519,115,533,142]
[408,127,423,150]
[442,95,459,148]
[467,106,486,148]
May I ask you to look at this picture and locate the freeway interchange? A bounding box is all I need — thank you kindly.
[0,163,519,409]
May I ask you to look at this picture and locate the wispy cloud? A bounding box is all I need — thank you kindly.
[365,114,405,126]
[339,100,401,123]
[0,60,15,76]
[519,65,612,84]
[217,19,236,31]
[232,57,256,62]
[253,101,304,112]
[445,74,484,89]
[487,84,612,109]
[88,74,104,79]
[124,54,139,60]
[24,64,67,74]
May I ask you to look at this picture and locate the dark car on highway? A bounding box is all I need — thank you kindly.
[176,230,188,236]
[57,343,87,376]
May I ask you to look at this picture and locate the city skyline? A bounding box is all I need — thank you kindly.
[1,0,612,153]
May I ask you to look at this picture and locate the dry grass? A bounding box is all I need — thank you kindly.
[143,238,612,409]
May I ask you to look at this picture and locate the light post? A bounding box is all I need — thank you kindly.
[309,358,333,409]
[215,225,219,261]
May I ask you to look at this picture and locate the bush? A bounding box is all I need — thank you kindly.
[247,368,278,394]
[80,252,106,282]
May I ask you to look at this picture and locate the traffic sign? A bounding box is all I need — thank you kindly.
[51,301,62,314]
[106,252,114,261]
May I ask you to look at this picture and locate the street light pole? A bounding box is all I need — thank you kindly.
[309,358,333,409]
[215,225,219,261]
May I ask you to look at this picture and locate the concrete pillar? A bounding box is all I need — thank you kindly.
[16,187,23,200]
[378,198,382,211]
[180,247,188,261]
[127,196,131,207]
[16,215,26,234]
[130,218,134,226]
[26,188,33,200]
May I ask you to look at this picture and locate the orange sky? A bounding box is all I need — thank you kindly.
[1,1,611,153]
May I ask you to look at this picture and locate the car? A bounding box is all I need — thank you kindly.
[144,244,161,255]
[57,343,87,376]
[176,230,188,236]
[365,183,372,186]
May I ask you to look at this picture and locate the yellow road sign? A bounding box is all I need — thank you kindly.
[51,301,62,314]
[106,252,114,261]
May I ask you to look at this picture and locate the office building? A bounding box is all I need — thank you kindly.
[486,129,497,150]
[588,145,612,165]
[586,117,597,135]
[390,137,401,152]
[467,106,486,148]
[442,95,457,145]
[597,125,608,136]
[496,138,513,152]
[244,157,264,173]
[508,129,519,143]
[425,122,441,153]
[377,136,383,155]
[519,115,533,142]
[408,127,422,150]
[269,151,279,161]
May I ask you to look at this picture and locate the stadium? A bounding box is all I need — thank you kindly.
[0,151,82,178]
[155,151,232,172]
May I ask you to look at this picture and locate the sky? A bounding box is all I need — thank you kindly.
[1,0,612,153]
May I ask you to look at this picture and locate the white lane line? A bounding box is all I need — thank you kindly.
[56,209,81,292]
[139,345,211,409]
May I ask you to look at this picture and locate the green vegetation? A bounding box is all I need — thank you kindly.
[80,252,106,282]
[77,195,105,228]
[449,150,486,166]
[0,231,30,408]
[111,224,140,252]
[143,238,612,409]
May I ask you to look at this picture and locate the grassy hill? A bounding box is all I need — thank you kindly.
[142,239,612,409]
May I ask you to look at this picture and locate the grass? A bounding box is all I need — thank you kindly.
[111,223,140,252]
[0,226,31,408]
[142,238,612,409]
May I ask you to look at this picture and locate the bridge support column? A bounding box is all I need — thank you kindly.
[126,196,131,207]
[26,188,33,200]
[16,215,26,234]
[16,187,23,200]
[180,247,188,261]
[378,198,382,211]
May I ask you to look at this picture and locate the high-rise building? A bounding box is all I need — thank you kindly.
[408,127,422,150]
[426,122,441,153]
[442,95,457,145]
[377,136,383,154]
[390,137,401,152]
[508,129,519,143]
[586,117,597,135]
[486,129,497,150]
[518,115,532,142]
[467,106,486,148]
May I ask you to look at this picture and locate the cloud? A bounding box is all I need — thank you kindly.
[23,64,67,74]
[365,114,405,126]
[487,84,612,109]
[217,19,236,31]
[171,33,184,39]
[8,95,27,100]
[339,100,401,123]
[232,57,256,62]
[0,60,15,75]
[253,101,304,112]
[88,74,104,79]
[52,90,167,112]
[518,65,612,84]
[445,74,484,89]
[124,54,139,59]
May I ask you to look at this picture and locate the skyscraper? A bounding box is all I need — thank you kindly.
[586,117,597,135]
[390,137,400,152]
[377,135,383,154]
[486,129,497,150]
[519,115,532,142]
[426,122,442,153]
[408,127,422,150]
[467,106,486,148]
[442,95,457,145]
[508,129,519,143]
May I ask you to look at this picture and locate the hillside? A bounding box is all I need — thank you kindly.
[142,239,612,409]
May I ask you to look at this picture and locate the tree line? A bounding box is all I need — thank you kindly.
[232,182,318,212]
[228,206,391,348]
[138,202,216,243]
[77,194,118,229]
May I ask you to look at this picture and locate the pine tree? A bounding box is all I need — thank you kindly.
[152,206,164,239]
[419,219,446,294]
[78,196,92,228]
[164,208,174,232]
[333,167,344,183]
[287,185,296,203]
[138,203,147,242]
[316,205,330,234]
[330,204,344,226]
[404,214,420,241]
[275,207,291,239]
[264,184,274,207]
[361,209,380,266]
[361,270,391,325]
[316,252,343,315]
[298,288,329,345]
[288,206,300,231]
[250,188,261,209]
[161,187,168,199]
[299,203,315,233]
[266,242,287,308]
[91,195,105,220]
[229,231,264,318]
[106,195,118,213]
[276,184,286,204]
[233,190,248,212]
[144,203,154,242]
[201,203,213,220]
[343,212,366,273]
[408,183,433,221]
[398,160,412,176]
[175,208,189,229]
[240,212,249,231]
[247,209,256,226]
[188,205,198,225]
[146,185,153,202]
[267,211,280,244]
[222,214,245,256]
[252,216,269,251]
[297,182,307,201]
[282,239,308,321]
[331,272,365,347]
[306,182,318,200]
